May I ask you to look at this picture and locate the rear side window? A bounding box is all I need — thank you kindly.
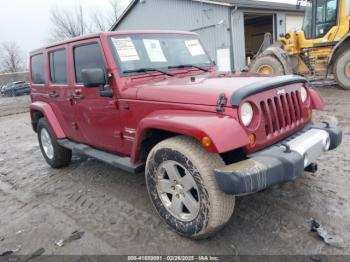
[31,54,45,84]
[74,43,104,83]
[49,49,67,84]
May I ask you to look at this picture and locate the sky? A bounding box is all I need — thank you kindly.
[0,0,301,58]
[0,0,131,56]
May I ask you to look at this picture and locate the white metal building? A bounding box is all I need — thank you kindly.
[111,0,305,71]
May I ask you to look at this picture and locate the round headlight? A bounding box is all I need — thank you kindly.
[240,102,254,127]
[300,86,308,103]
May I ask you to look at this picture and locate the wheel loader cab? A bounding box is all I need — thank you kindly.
[302,0,338,39]
[289,0,349,50]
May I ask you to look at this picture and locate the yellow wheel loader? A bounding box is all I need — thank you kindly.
[250,0,350,90]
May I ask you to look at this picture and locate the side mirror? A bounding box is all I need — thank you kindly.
[81,68,114,98]
[81,68,106,87]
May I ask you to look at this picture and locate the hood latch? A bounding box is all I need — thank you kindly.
[216,93,227,113]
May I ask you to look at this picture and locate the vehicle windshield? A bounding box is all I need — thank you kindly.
[302,0,338,39]
[109,34,213,75]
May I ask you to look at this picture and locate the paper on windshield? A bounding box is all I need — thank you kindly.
[112,37,140,62]
[143,39,167,62]
[185,40,205,56]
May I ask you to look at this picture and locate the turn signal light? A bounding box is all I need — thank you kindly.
[248,133,256,146]
[201,136,212,147]
[308,109,312,119]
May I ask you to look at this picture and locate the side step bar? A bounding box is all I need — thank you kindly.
[57,139,145,174]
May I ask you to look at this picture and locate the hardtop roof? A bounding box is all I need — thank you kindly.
[30,30,198,55]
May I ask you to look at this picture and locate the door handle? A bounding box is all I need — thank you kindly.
[70,94,84,100]
[48,91,59,98]
[70,89,84,100]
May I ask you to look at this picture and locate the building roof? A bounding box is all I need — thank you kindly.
[111,0,304,31]
[196,0,304,10]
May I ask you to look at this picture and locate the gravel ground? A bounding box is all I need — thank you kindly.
[0,89,349,256]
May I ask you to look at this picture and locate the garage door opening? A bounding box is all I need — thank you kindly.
[244,14,274,63]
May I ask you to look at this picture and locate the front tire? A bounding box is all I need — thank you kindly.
[250,55,285,76]
[145,136,235,239]
[37,118,72,168]
[334,49,350,90]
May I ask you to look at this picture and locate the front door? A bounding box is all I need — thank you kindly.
[69,40,123,154]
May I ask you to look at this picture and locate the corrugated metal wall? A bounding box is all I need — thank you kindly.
[116,0,231,62]
[276,12,287,38]
[115,0,293,71]
[231,9,245,70]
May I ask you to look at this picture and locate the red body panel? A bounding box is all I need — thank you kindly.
[131,110,249,162]
[29,31,322,164]
[309,89,324,110]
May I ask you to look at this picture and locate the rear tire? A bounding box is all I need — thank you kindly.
[37,118,72,168]
[250,55,285,76]
[145,136,235,239]
[334,49,350,90]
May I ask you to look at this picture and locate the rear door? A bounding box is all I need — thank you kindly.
[69,39,123,153]
[47,46,82,142]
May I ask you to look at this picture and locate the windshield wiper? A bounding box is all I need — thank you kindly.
[123,68,174,76]
[168,64,209,72]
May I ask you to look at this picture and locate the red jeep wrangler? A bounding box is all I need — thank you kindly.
[29,31,342,238]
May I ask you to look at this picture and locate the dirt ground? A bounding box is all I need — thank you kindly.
[0,88,349,257]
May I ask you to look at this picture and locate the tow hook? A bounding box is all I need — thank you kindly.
[305,162,318,173]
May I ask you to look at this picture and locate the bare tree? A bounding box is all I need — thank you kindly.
[90,11,109,32]
[107,0,124,26]
[0,42,25,73]
[90,0,124,32]
[49,0,124,42]
[49,4,88,42]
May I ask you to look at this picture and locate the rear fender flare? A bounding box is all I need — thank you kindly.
[131,110,249,163]
[30,101,66,139]
[262,45,294,75]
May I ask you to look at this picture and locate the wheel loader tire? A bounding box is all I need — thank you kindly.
[250,55,285,76]
[334,49,350,90]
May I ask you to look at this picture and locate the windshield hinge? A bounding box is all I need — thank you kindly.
[216,93,227,113]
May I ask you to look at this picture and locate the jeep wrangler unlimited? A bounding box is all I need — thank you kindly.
[29,31,342,239]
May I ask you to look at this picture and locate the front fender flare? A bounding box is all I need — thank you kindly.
[30,101,66,139]
[131,110,249,163]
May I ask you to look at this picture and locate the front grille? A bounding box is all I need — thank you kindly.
[260,91,303,135]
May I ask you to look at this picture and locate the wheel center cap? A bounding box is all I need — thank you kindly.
[175,184,183,193]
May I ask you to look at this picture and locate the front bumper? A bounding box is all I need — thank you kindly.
[214,122,342,195]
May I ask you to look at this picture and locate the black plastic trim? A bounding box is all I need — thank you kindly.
[230,75,308,106]
[214,146,304,195]
[214,123,342,195]
[57,139,144,174]
[312,122,343,150]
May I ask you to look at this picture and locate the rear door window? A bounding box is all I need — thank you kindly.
[31,54,45,84]
[49,49,67,84]
[73,43,104,83]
